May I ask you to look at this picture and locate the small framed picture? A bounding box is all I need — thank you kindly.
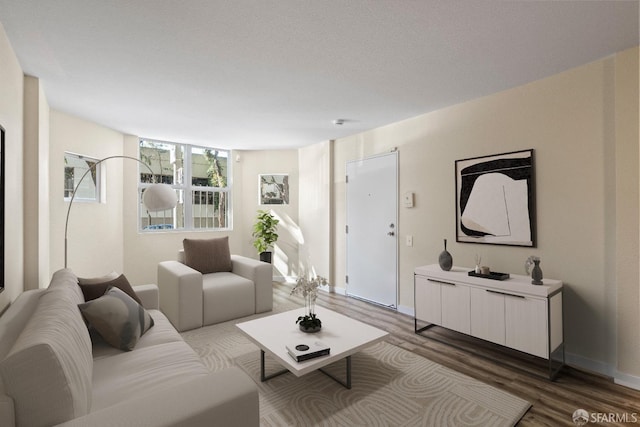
[455,149,535,247]
[259,174,289,205]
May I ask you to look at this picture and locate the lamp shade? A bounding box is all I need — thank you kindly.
[143,183,178,212]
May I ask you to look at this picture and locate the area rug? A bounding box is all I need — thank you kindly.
[182,308,531,426]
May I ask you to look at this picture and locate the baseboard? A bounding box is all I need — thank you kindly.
[319,285,346,295]
[614,370,640,391]
[565,351,615,378]
[397,305,414,317]
[559,352,640,391]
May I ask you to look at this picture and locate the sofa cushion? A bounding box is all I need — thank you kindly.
[183,237,232,274]
[0,282,93,427]
[78,273,142,305]
[91,341,209,411]
[91,309,183,360]
[78,286,154,351]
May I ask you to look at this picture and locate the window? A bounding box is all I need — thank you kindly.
[64,152,101,202]
[138,139,231,231]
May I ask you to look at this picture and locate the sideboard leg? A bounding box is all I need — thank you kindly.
[548,343,565,381]
[415,318,435,334]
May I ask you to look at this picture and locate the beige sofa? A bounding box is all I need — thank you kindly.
[158,250,273,332]
[0,269,259,427]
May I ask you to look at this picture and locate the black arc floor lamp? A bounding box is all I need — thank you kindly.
[64,155,178,268]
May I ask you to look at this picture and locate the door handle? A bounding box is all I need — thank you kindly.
[387,231,395,236]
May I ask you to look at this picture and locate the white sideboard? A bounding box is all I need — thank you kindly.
[414,264,564,380]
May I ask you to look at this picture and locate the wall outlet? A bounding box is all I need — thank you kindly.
[406,235,413,247]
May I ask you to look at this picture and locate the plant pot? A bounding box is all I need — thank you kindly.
[299,323,322,333]
[259,251,272,263]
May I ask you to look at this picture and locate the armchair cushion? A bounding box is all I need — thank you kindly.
[183,237,232,274]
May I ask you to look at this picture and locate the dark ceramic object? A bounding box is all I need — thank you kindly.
[439,239,453,271]
[531,259,543,285]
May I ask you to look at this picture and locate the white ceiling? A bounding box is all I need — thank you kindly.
[0,1,638,150]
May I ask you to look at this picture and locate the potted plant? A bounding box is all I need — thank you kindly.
[251,209,279,263]
[290,275,328,332]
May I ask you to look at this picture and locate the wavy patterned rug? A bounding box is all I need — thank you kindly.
[182,308,530,426]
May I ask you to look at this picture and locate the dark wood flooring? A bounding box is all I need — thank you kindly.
[274,281,640,426]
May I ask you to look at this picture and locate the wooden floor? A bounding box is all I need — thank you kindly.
[274,282,640,427]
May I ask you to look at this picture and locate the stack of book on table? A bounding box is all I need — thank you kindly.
[286,341,330,362]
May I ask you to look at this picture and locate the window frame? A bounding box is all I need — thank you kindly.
[137,139,232,232]
[64,152,102,203]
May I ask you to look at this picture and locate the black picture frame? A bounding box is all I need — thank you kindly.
[455,149,536,247]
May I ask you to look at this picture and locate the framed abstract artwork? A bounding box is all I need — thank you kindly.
[455,149,536,247]
[259,174,289,205]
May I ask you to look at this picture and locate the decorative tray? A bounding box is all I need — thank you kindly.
[468,271,510,281]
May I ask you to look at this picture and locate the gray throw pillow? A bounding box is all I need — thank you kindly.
[78,273,142,304]
[78,286,154,351]
[183,236,233,274]
[78,271,119,285]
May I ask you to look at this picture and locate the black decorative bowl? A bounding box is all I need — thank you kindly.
[468,271,510,281]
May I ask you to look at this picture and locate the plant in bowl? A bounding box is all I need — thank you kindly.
[290,274,328,332]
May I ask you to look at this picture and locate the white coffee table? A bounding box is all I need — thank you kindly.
[236,306,388,389]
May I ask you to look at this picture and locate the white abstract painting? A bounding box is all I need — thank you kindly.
[455,150,535,247]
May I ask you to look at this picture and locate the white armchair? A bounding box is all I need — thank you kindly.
[158,241,273,332]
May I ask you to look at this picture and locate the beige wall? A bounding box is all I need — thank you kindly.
[23,76,50,290]
[614,47,640,383]
[299,141,332,280]
[49,111,125,278]
[0,23,25,310]
[237,149,299,281]
[326,47,639,380]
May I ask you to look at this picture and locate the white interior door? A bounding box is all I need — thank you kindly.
[346,152,398,308]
